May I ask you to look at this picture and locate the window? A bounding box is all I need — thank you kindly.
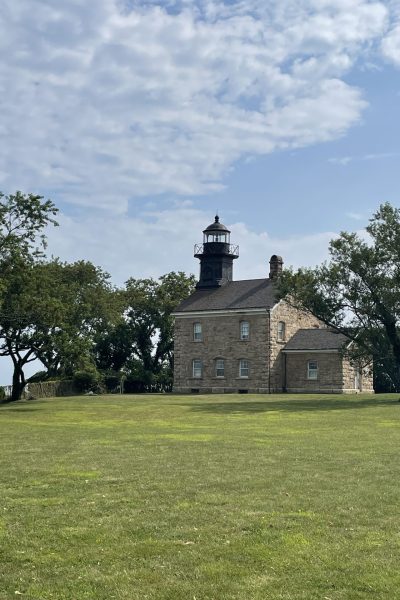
[205,232,228,243]
[193,322,202,342]
[239,359,249,378]
[240,321,250,340]
[307,360,318,380]
[277,321,286,341]
[192,359,203,378]
[215,358,225,377]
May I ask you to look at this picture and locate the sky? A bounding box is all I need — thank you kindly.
[1,0,400,382]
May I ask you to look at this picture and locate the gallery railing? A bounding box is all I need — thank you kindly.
[194,243,239,256]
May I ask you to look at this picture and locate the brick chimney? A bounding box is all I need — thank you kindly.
[269,255,283,280]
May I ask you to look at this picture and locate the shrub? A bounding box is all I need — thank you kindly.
[103,372,122,393]
[73,369,103,394]
[27,370,49,383]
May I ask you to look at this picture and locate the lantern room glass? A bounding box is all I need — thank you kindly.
[204,231,230,244]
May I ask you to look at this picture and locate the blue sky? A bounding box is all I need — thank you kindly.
[2,0,400,280]
[1,0,400,381]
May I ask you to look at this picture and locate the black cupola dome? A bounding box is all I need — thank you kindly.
[204,215,230,233]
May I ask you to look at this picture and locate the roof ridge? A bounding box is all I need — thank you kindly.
[228,278,271,283]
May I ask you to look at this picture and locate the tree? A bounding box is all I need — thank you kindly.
[94,320,134,374]
[94,271,196,390]
[0,257,56,401]
[0,258,116,401]
[278,202,400,390]
[0,191,58,261]
[0,192,58,400]
[32,260,118,378]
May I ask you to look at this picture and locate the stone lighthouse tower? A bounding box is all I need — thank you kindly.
[194,215,239,288]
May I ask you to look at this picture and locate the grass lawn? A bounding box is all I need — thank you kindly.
[1,393,400,599]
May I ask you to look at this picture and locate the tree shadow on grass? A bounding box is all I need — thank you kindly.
[0,401,41,412]
[181,396,399,415]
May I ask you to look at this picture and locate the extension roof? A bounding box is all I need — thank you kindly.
[283,329,349,352]
[174,279,277,313]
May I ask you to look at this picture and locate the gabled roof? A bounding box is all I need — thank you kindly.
[174,279,277,313]
[283,329,349,352]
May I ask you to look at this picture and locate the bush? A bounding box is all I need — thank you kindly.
[73,369,103,394]
[103,372,122,393]
[153,367,173,392]
[27,370,49,383]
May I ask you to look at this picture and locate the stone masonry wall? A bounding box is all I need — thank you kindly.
[269,301,321,392]
[342,358,374,393]
[285,352,344,393]
[173,312,270,393]
[362,365,375,392]
[173,299,373,394]
[285,352,374,393]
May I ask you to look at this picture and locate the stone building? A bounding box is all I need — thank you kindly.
[173,216,373,394]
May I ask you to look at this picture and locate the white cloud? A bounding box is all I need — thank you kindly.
[46,203,335,285]
[382,22,400,64]
[0,0,390,211]
[329,156,353,166]
[328,151,400,165]
[346,211,367,220]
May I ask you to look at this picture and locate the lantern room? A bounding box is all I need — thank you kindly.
[203,215,231,244]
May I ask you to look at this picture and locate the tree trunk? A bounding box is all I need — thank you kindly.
[10,364,25,402]
[392,355,400,392]
[383,321,400,392]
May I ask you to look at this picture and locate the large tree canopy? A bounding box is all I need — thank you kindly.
[278,202,400,391]
[0,259,115,401]
[0,192,59,400]
[94,271,196,391]
[32,260,117,379]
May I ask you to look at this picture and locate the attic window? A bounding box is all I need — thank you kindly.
[277,321,286,341]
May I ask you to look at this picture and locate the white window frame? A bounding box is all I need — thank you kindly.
[307,360,318,380]
[193,322,202,342]
[277,321,286,341]
[192,359,202,378]
[215,358,225,378]
[240,321,250,340]
[239,359,249,378]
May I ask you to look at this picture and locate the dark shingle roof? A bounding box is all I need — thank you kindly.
[175,279,277,312]
[283,329,349,351]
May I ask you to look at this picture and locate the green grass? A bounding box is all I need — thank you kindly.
[1,393,400,599]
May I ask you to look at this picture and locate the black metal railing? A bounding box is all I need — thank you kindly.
[194,243,239,256]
